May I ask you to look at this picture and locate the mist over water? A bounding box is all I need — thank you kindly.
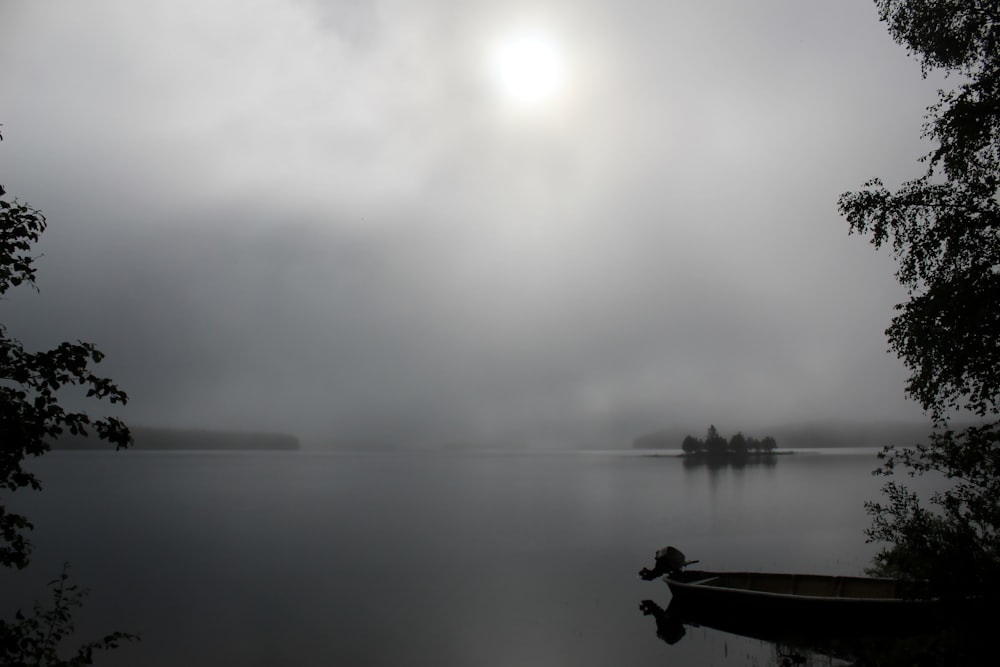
[0,0,934,443]
[3,448,894,666]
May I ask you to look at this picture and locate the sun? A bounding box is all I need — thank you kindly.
[489,30,566,107]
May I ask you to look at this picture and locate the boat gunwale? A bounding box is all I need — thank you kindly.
[664,571,929,604]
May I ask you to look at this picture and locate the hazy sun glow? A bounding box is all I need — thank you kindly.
[490,30,566,107]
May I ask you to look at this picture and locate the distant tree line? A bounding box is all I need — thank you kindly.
[681,425,776,458]
[52,426,300,451]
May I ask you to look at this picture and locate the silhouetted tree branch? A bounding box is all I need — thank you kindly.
[1,127,137,663]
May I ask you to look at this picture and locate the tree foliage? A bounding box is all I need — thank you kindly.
[837,1,1000,594]
[678,427,776,459]
[703,424,728,457]
[2,128,136,663]
[0,565,138,666]
[1,139,132,568]
[681,434,701,454]
[728,432,747,456]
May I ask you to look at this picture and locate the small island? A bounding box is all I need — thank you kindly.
[634,425,779,466]
[680,425,777,459]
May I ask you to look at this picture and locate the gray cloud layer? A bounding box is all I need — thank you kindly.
[1,1,936,446]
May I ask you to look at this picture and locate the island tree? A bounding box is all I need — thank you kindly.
[681,434,702,454]
[728,432,748,457]
[837,0,1000,595]
[704,425,728,457]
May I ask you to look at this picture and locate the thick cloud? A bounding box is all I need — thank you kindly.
[1,1,936,446]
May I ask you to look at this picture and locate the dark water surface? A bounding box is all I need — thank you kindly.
[3,448,892,665]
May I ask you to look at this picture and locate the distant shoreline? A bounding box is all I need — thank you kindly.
[52,426,300,451]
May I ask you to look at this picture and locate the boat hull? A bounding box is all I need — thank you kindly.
[664,570,942,634]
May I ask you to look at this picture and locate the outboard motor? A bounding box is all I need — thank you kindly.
[639,546,697,580]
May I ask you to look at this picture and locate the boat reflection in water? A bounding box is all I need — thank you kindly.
[639,597,935,665]
[638,547,991,665]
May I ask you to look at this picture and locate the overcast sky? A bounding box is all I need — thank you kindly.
[1,1,942,446]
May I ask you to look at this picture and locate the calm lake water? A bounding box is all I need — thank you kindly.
[3,448,899,666]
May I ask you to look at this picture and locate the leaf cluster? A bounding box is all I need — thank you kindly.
[0,565,138,666]
[1,140,132,569]
[1,129,137,663]
[877,0,1000,189]
[876,0,1000,77]
[867,424,1000,593]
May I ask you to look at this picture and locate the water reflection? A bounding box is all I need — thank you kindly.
[682,453,779,471]
[639,596,992,666]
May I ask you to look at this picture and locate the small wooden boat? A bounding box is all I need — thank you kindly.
[665,569,934,626]
[640,547,945,633]
[640,548,990,662]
